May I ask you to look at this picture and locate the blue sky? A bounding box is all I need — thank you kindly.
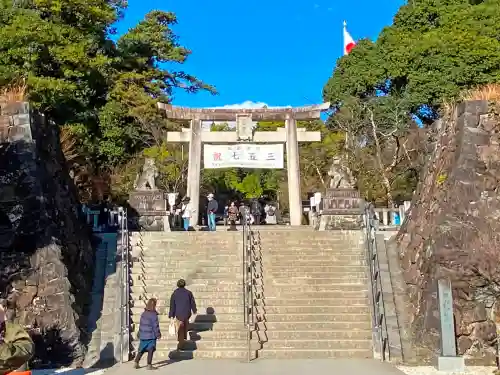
[115,0,405,109]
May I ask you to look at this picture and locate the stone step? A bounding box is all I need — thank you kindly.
[132,264,366,275]
[133,338,369,351]
[130,271,367,282]
[131,305,244,315]
[131,329,372,342]
[131,275,243,284]
[132,296,370,307]
[255,305,371,314]
[140,245,362,252]
[135,241,364,250]
[153,320,371,331]
[130,285,242,294]
[133,339,249,350]
[257,348,373,359]
[262,270,367,278]
[133,290,367,300]
[267,277,368,285]
[138,231,351,238]
[263,284,368,293]
[133,283,366,294]
[256,320,371,331]
[262,339,371,350]
[137,254,366,263]
[130,265,241,273]
[136,348,254,360]
[137,257,366,266]
[130,274,367,285]
[131,297,243,308]
[263,265,367,273]
[150,322,244,332]
[256,329,372,341]
[260,313,371,323]
[152,313,241,323]
[129,271,241,280]
[136,347,373,360]
[261,298,370,307]
[139,312,371,324]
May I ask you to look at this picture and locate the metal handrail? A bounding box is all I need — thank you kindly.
[365,203,390,361]
[118,207,130,362]
[241,208,255,362]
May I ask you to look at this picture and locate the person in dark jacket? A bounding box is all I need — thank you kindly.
[250,199,262,225]
[206,193,218,232]
[168,279,197,350]
[134,298,161,370]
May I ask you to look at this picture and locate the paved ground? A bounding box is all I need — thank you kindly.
[97,359,406,375]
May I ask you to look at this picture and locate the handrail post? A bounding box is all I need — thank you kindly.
[242,215,247,327]
[117,207,130,363]
[240,207,255,363]
[365,203,390,361]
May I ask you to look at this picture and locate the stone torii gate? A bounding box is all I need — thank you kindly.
[157,102,330,226]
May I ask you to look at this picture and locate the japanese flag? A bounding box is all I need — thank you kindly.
[343,21,356,55]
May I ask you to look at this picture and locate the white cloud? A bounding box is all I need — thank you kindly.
[210,100,292,110]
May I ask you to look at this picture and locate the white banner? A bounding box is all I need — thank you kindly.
[203,143,284,169]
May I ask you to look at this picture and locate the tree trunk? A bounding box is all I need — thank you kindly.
[368,109,395,207]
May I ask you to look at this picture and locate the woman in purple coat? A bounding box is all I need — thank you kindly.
[134,298,161,370]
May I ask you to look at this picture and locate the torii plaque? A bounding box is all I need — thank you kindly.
[157,102,330,226]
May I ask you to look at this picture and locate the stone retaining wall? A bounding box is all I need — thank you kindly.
[391,100,500,364]
[0,101,94,367]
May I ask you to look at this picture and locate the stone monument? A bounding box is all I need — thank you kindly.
[128,158,169,231]
[437,279,465,372]
[319,156,364,230]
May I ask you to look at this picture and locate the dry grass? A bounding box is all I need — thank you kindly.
[59,126,79,162]
[0,84,26,103]
[461,83,500,102]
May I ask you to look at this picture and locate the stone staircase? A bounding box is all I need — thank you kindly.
[130,231,248,361]
[254,229,373,359]
[84,233,121,367]
[129,228,373,362]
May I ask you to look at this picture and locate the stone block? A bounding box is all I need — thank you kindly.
[2,101,30,115]
[456,100,488,117]
[455,112,479,129]
[131,213,169,231]
[318,214,363,230]
[436,356,465,372]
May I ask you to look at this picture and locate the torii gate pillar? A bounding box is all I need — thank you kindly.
[157,102,330,226]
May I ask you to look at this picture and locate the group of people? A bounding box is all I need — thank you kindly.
[134,279,197,370]
[170,193,280,231]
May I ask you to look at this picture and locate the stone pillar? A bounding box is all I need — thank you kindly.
[285,114,302,226]
[187,117,202,227]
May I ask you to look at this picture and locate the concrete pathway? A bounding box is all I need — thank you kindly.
[99,359,406,375]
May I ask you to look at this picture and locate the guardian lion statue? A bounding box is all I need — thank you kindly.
[134,158,159,190]
[328,156,356,189]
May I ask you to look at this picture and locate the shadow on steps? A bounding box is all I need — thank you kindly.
[168,307,216,360]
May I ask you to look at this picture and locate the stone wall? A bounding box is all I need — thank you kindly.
[392,100,500,364]
[0,101,94,367]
